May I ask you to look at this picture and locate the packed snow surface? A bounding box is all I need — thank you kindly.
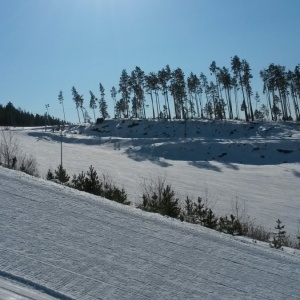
[0,277,58,300]
[1,168,300,299]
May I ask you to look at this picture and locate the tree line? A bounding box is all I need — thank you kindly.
[0,102,62,127]
[62,56,299,123]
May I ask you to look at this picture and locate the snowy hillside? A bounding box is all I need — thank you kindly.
[14,119,300,233]
[1,167,300,299]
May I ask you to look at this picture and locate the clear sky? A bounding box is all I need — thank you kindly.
[0,0,299,123]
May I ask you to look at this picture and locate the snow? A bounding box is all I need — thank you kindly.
[1,167,300,299]
[13,119,300,232]
[0,277,58,300]
[1,119,300,299]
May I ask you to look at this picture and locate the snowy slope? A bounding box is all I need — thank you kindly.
[13,119,300,233]
[0,277,59,300]
[0,167,300,300]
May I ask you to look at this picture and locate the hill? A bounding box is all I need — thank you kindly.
[13,119,300,233]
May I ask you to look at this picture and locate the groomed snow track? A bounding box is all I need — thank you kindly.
[0,168,300,299]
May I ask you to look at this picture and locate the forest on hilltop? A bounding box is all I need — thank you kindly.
[66,56,300,123]
[0,102,63,127]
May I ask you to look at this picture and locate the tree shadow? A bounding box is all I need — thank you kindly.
[223,162,240,170]
[292,169,300,177]
[188,161,222,172]
[125,148,172,167]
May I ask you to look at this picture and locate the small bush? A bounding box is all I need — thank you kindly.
[241,219,271,242]
[0,129,19,168]
[71,166,130,205]
[103,181,130,205]
[54,165,70,183]
[18,154,39,177]
[183,197,218,229]
[46,169,54,180]
[140,177,180,218]
[270,219,286,249]
[219,214,243,235]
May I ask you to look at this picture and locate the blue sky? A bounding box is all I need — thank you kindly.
[0,0,299,122]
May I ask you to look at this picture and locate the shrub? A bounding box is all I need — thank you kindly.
[71,171,86,190]
[83,165,102,195]
[183,197,218,229]
[71,166,130,205]
[270,219,286,249]
[103,181,130,205]
[140,177,180,218]
[18,154,39,177]
[241,219,271,242]
[46,169,54,180]
[205,209,218,229]
[54,165,70,183]
[219,214,243,235]
[0,129,19,168]
[158,185,181,218]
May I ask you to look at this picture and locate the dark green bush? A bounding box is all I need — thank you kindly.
[270,219,286,249]
[54,165,70,183]
[71,165,130,205]
[219,214,243,235]
[141,183,180,218]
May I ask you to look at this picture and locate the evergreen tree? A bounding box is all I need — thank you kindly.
[231,55,249,121]
[89,91,97,122]
[270,219,286,249]
[145,72,158,119]
[130,66,146,118]
[170,68,186,119]
[54,165,70,183]
[158,65,172,119]
[58,90,66,124]
[159,185,181,218]
[84,165,102,195]
[71,86,82,123]
[118,69,131,117]
[99,83,109,119]
[110,86,117,118]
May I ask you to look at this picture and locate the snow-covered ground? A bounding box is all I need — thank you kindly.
[13,119,300,233]
[0,277,58,300]
[1,167,300,299]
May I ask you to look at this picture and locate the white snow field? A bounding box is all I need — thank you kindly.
[0,167,300,300]
[13,119,300,233]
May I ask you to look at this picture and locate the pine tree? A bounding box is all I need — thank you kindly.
[54,164,70,183]
[118,69,131,118]
[99,83,109,119]
[71,86,82,123]
[204,209,218,229]
[270,219,286,249]
[84,165,102,195]
[89,91,97,122]
[46,169,54,180]
[159,185,181,218]
[58,90,66,124]
[110,86,117,118]
[193,197,208,225]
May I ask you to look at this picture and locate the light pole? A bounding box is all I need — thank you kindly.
[45,104,50,131]
[60,122,63,167]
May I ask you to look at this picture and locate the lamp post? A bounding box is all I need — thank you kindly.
[60,122,63,167]
[45,104,50,131]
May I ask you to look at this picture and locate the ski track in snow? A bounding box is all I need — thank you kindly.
[1,168,300,299]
